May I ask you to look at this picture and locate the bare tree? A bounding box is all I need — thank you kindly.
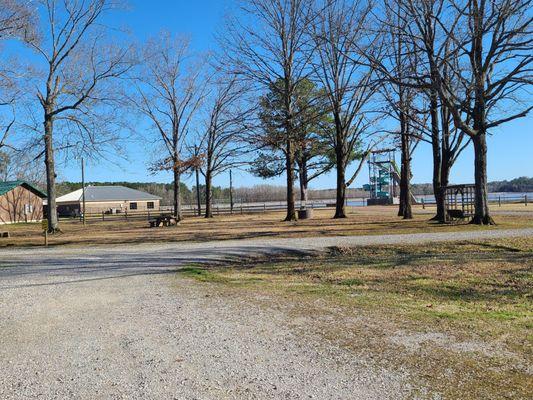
[378,0,430,219]
[131,33,207,221]
[197,75,252,218]
[311,0,382,219]
[23,0,132,232]
[221,0,315,221]
[0,0,33,168]
[398,0,532,224]
[372,0,470,222]
[0,0,32,40]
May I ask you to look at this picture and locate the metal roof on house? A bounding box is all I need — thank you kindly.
[56,185,161,203]
[0,180,47,198]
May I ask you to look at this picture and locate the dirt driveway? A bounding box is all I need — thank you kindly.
[0,257,411,399]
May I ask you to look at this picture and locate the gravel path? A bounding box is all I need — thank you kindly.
[1,228,531,399]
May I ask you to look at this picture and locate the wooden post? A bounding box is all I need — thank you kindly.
[526,194,528,206]
[422,198,425,209]
[498,196,501,207]
[42,219,48,246]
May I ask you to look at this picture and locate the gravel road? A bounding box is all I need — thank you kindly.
[1,228,531,399]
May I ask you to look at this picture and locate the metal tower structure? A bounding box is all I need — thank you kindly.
[364,149,398,205]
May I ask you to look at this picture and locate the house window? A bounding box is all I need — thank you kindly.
[129,202,138,210]
[24,204,33,214]
[147,201,154,209]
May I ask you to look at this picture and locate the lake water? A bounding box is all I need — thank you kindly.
[346,192,532,207]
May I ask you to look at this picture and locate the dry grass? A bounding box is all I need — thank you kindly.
[1,205,532,248]
[180,237,533,399]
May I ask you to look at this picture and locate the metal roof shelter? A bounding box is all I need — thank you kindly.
[0,180,47,198]
[56,185,161,203]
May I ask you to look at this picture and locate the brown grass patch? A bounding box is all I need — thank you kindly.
[2,205,532,248]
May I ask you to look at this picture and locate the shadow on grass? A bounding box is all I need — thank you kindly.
[190,243,532,305]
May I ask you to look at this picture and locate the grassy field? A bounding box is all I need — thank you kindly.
[181,237,533,399]
[1,205,532,248]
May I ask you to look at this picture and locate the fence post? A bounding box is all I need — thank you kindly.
[498,196,501,207]
[125,210,128,220]
[102,211,104,221]
[422,198,425,209]
[526,194,528,206]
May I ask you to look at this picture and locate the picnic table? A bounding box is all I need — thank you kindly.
[149,214,178,228]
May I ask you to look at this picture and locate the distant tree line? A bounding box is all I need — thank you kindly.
[487,177,533,193]
[410,177,533,195]
[56,177,532,208]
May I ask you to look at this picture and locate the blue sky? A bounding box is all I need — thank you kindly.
[55,0,533,188]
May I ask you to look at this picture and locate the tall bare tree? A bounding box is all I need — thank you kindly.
[23,0,132,232]
[311,0,382,218]
[373,0,470,222]
[398,0,532,224]
[221,0,314,221]
[131,33,207,221]
[379,0,430,219]
[198,75,252,218]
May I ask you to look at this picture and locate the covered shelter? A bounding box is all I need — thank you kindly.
[0,180,47,224]
[56,185,161,217]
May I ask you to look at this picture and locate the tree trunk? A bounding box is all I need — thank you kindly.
[429,91,445,222]
[173,165,182,221]
[195,167,201,216]
[44,115,59,233]
[334,149,346,219]
[398,110,412,219]
[284,139,297,221]
[299,158,308,209]
[439,154,450,220]
[399,149,412,219]
[299,180,308,208]
[205,169,213,218]
[399,119,413,220]
[471,132,494,224]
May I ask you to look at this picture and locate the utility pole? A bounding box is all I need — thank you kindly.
[229,169,234,213]
[81,157,86,225]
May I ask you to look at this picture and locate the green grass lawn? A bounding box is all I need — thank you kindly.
[180,237,533,399]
